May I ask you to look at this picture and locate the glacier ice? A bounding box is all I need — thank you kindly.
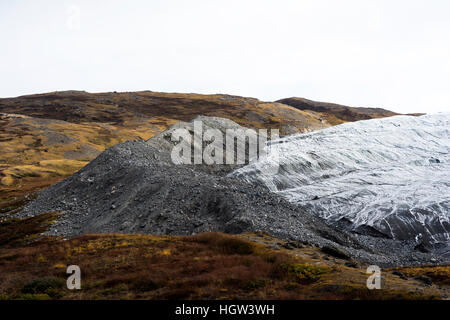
[231,113,450,244]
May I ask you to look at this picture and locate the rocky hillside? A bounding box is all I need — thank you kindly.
[0,91,402,191]
[18,118,361,252]
[0,91,320,191]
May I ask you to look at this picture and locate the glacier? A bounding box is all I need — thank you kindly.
[231,113,450,245]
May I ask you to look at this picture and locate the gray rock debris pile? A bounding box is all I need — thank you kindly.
[19,116,448,266]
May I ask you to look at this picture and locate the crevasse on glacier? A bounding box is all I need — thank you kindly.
[231,114,450,244]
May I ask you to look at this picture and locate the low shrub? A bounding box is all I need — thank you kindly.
[272,262,331,282]
[21,276,65,295]
[242,279,269,291]
[189,233,255,255]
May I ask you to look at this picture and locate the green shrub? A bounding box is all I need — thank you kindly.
[273,263,331,282]
[21,276,65,295]
[287,263,331,281]
[242,279,269,290]
[101,284,128,296]
[16,293,51,300]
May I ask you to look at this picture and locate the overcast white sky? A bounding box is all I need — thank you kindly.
[1,0,449,113]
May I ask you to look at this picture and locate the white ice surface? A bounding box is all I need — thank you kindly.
[231,114,450,243]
